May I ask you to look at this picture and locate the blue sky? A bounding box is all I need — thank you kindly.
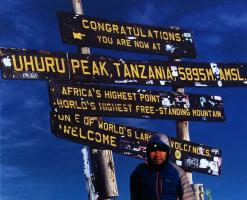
[1,0,247,199]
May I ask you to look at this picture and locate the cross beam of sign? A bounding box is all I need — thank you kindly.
[1,47,247,87]
[48,80,225,122]
[50,112,222,176]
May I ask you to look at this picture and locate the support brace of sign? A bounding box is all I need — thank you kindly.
[193,184,205,200]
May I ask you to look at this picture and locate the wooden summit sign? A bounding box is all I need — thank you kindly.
[51,112,222,176]
[1,48,247,87]
[57,11,196,58]
[49,80,225,122]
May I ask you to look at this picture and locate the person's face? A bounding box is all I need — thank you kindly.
[149,150,167,165]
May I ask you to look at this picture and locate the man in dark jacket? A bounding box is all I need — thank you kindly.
[130,133,195,200]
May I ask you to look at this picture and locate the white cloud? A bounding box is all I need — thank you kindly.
[198,34,223,47]
[128,2,158,24]
[0,0,45,47]
[0,120,41,150]
[182,2,247,30]
[129,1,247,31]
[29,121,49,132]
[1,165,27,179]
[23,99,45,109]
[0,165,34,200]
[218,12,247,28]
[1,0,22,14]
[1,137,38,149]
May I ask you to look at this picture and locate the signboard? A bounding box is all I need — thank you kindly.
[51,112,222,176]
[69,53,247,87]
[0,48,68,80]
[49,80,225,122]
[57,12,196,58]
[2,48,247,87]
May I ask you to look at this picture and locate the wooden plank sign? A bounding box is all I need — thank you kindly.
[49,80,225,122]
[1,48,247,87]
[0,48,68,80]
[57,12,196,58]
[51,112,222,176]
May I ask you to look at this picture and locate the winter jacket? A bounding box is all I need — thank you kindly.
[130,161,195,200]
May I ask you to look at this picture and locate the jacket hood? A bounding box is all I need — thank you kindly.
[146,133,170,153]
[146,133,170,170]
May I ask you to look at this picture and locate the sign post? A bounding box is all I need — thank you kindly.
[0,1,234,199]
[173,86,193,183]
[71,1,118,199]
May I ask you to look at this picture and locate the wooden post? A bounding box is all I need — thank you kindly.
[71,0,118,199]
[90,149,118,200]
[173,86,207,200]
[72,0,90,55]
[173,86,193,184]
[171,57,192,184]
[193,184,205,200]
[172,62,204,199]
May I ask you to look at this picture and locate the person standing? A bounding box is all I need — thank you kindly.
[130,133,195,200]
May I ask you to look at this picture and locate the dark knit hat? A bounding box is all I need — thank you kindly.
[146,133,170,154]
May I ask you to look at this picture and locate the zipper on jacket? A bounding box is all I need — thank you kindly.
[156,172,160,200]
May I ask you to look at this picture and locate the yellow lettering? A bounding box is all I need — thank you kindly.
[135,105,155,114]
[12,55,23,71]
